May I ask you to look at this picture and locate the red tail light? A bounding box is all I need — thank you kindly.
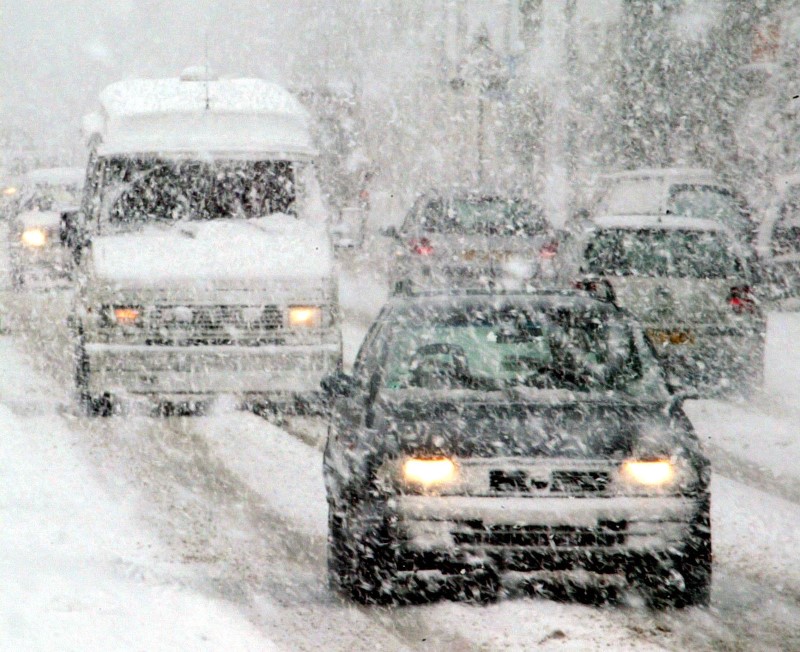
[728,286,758,314]
[539,240,559,259]
[410,237,434,256]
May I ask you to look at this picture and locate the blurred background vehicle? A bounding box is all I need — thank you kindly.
[383,191,559,295]
[559,214,766,397]
[8,166,84,289]
[756,173,800,306]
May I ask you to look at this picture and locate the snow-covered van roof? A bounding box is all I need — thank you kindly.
[88,75,315,159]
[592,214,728,233]
[23,167,85,187]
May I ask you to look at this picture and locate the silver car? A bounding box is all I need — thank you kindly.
[8,167,85,289]
[383,193,559,294]
[560,215,766,396]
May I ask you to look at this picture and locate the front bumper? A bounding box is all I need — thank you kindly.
[390,494,699,578]
[85,342,340,399]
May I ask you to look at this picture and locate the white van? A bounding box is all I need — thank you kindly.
[72,68,341,414]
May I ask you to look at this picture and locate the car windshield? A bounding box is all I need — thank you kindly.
[584,228,741,279]
[381,303,666,397]
[416,197,546,235]
[101,157,296,225]
[21,184,81,211]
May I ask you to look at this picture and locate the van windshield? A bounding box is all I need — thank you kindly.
[100,158,295,226]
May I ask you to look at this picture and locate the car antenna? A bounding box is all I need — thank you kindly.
[204,32,211,111]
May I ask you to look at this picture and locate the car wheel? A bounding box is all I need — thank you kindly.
[74,334,113,418]
[329,504,398,605]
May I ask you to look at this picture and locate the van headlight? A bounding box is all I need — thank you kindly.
[21,227,47,248]
[288,305,322,328]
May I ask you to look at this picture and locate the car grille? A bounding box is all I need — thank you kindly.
[488,469,611,495]
[452,521,627,548]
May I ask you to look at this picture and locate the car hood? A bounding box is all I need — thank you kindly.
[90,215,332,287]
[375,391,679,459]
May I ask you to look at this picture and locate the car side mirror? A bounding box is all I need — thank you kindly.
[379,225,399,239]
[321,371,355,398]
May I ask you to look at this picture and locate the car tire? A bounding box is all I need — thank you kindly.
[74,333,113,418]
[328,504,398,605]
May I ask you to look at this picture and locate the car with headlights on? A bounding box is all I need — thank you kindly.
[382,192,559,294]
[322,290,711,607]
[560,215,766,397]
[8,166,85,289]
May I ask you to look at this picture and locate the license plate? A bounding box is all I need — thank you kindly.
[646,329,695,346]
[462,250,510,263]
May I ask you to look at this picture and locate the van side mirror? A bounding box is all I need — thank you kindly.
[379,226,399,239]
[321,371,355,397]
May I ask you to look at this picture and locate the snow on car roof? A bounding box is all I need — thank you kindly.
[23,167,85,187]
[93,77,315,159]
[592,214,727,232]
[600,167,716,184]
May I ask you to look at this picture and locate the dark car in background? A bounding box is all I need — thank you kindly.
[382,193,560,294]
[322,290,711,608]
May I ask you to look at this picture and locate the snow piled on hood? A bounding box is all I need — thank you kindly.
[91,214,332,286]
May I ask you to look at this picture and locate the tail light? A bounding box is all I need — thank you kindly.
[539,240,559,259]
[410,237,434,256]
[728,286,758,314]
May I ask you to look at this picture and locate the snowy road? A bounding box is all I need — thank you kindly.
[3,266,800,650]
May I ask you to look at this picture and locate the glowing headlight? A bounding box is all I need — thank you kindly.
[288,305,322,328]
[21,227,47,248]
[620,460,675,487]
[113,307,141,325]
[3,186,17,196]
[402,457,458,488]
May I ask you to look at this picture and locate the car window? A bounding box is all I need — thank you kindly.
[413,197,546,235]
[772,185,800,256]
[584,228,742,279]
[380,304,665,397]
[667,185,749,234]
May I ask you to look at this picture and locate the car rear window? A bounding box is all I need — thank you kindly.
[415,198,547,235]
[584,228,741,279]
